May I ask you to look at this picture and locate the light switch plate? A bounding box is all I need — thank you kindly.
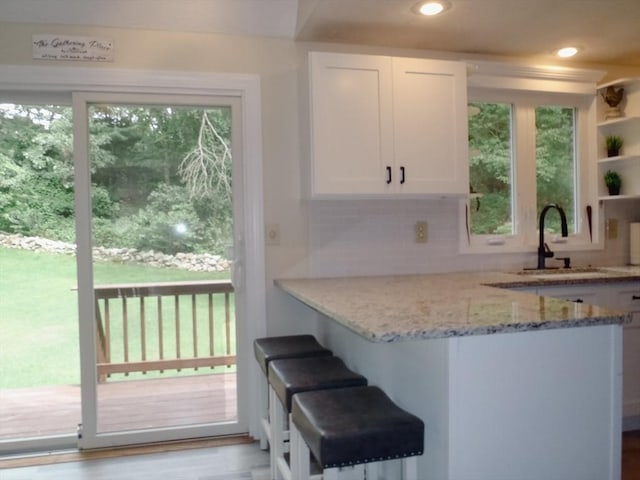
[265,224,280,245]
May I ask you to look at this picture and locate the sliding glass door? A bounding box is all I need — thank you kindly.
[73,92,246,448]
[0,103,81,452]
[0,66,264,455]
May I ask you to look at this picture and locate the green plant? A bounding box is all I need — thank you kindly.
[606,135,623,153]
[604,169,622,195]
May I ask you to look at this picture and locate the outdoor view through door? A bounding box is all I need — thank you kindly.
[0,101,239,449]
[0,104,81,445]
[87,103,238,435]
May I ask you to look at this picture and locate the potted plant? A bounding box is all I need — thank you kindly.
[604,169,622,195]
[606,135,623,157]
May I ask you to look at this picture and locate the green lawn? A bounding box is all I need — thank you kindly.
[0,247,232,389]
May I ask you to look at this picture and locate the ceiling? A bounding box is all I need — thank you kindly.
[1,0,639,67]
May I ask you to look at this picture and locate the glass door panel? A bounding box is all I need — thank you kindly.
[0,104,79,452]
[74,94,243,447]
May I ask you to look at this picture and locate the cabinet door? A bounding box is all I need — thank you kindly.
[536,285,601,304]
[392,57,469,195]
[606,285,640,418]
[309,52,394,196]
[623,311,640,418]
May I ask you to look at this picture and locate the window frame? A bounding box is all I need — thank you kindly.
[460,87,601,254]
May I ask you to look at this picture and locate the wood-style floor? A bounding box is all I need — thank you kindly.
[624,429,640,480]
[0,430,638,479]
[0,373,237,439]
[0,432,638,479]
[0,439,270,480]
[1,376,638,479]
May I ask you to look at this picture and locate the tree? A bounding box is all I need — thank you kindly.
[0,104,234,255]
[468,102,576,235]
[179,110,232,200]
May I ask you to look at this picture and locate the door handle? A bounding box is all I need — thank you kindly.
[386,166,392,184]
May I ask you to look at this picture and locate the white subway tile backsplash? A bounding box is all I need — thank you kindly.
[309,199,635,278]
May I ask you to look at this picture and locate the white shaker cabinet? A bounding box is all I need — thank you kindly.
[309,52,468,197]
[598,284,640,425]
[537,282,640,426]
[309,52,393,196]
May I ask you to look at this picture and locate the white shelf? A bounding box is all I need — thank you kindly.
[598,194,640,201]
[597,115,640,129]
[598,77,640,89]
[597,154,640,165]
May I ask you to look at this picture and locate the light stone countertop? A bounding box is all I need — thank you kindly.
[275,269,639,343]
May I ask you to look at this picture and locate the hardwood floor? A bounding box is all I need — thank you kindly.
[0,373,237,439]
[623,429,640,480]
[0,439,270,480]
[0,431,638,479]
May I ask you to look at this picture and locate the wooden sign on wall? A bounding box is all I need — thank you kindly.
[32,34,114,62]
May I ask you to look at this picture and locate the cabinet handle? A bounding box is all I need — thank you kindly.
[400,166,406,184]
[633,295,640,300]
[572,298,584,303]
[386,166,392,184]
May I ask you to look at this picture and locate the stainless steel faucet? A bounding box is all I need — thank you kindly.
[538,204,568,269]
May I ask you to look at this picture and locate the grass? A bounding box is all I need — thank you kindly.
[0,247,232,389]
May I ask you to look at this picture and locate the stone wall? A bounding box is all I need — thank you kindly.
[0,233,231,272]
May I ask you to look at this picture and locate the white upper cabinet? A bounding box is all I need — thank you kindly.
[309,52,393,195]
[309,52,468,197]
[392,56,468,195]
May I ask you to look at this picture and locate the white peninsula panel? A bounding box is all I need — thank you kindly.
[277,273,629,480]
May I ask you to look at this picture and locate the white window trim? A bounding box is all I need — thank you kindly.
[460,62,605,255]
[0,64,267,450]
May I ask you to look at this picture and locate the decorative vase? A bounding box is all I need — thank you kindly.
[601,86,625,119]
[607,148,620,157]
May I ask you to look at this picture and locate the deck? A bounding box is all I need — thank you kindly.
[0,373,237,439]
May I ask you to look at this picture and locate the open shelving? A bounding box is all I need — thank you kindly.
[596,78,640,200]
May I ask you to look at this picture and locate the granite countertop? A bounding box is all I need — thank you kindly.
[275,268,639,343]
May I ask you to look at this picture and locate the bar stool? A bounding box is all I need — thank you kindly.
[289,385,424,480]
[253,335,332,461]
[268,356,368,479]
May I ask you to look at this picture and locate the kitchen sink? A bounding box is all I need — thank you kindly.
[517,266,601,275]
[516,266,610,280]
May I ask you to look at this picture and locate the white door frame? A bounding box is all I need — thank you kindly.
[0,65,266,451]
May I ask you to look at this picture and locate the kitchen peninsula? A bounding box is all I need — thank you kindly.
[276,271,635,480]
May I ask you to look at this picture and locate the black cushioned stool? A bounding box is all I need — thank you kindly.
[254,335,332,377]
[290,385,424,480]
[253,335,332,476]
[269,356,367,480]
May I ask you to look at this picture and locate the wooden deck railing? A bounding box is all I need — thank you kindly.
[93,280,235,381]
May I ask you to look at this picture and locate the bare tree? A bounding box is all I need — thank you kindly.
[179,112,232,199]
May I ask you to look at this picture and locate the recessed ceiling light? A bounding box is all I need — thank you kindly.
[556,46,580,58]
[413,1,451,16]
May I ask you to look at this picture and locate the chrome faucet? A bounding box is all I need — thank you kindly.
[538,204,568,269]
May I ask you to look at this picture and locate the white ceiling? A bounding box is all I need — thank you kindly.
[1,0,639,67]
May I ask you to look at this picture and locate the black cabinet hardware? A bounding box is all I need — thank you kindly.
[400,166,405,184]
[386,166,392,184]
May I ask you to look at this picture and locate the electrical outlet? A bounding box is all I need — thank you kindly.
[415,221,428,243]
[606,218,618,240]
[265,223,280,245]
